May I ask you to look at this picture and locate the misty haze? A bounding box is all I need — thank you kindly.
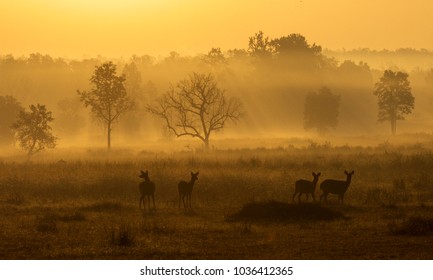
[1,0,433,260]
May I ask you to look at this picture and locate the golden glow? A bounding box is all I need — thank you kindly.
[1,0,433,58]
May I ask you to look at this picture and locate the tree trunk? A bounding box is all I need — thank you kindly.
[204,137,210,151]
[391,118,396,135]
[107,121,111,150]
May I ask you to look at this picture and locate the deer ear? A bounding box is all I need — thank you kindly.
[195,172,199,176]
[318,172,321,176]
[145,170,148,174]
[351,171,355,175]
[312,172,315,176]
[344,170,348,175]
[140,170,145,174]
[191,172,194,176]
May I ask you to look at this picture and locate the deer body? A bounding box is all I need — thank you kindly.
[320,170,354,204]
[178,172,199,209]
[139,170,156,210]
[293,172,321,202]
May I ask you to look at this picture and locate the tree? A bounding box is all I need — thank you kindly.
[203,48,226,65]
[373,70,414,135]
[304,87,340,134]
[11,104,57,159]
[78,61,134,149]
[271,33,321,57]
[148,73,242,150]
[248,31,273,59]
[0,95,24,145]
[270,34,323,70]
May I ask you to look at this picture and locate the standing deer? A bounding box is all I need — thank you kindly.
[178,172,199,210]
[320,170,354,204]
[293,172,321,202]
[139,170,156,210]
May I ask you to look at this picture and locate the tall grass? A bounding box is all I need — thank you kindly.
[1,143,433,208]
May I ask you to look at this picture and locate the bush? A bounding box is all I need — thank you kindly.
[225,201,344,223]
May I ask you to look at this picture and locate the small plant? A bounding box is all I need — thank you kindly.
[110,223,135,247]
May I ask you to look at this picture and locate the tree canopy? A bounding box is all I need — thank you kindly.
[373,70,414,135]
[78,61,134,149]
[11,104,57,159]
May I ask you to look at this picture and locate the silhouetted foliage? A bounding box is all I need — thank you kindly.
[304,87,340,133]
[373,70,414,135]
[11,104,57,159]
[0,95,24,145]
[271,33,322,69]
[248,31,273,59]
[78,62,134,149]
[203,48,226,65]
[271,34,321,56]
[148,72,242,150]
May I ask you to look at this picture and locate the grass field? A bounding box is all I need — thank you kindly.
[1,143,433,259]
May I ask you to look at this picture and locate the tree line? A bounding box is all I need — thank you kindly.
[0,31,428,158]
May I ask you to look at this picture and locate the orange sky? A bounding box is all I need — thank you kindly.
[1,0,432,58]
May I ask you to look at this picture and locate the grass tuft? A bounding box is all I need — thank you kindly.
[110,223,135,247]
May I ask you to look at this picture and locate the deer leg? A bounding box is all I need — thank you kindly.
[152,194,155,209]
[292,191,297,201]
[312,193,315,201]
[140,195,144,209]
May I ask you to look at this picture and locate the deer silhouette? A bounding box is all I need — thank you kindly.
[139,170,155,210]
[293,172,321,202]
[320,170,354,204]
[178,172,199,210]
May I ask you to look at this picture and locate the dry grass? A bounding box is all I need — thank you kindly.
[1,144,433,259]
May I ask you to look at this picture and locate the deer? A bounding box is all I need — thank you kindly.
[320,170,354,204]
[293,172,321,202]
[139,170,156,210]
[178,172,199,210]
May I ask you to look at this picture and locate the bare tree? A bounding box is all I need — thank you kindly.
[77,62,134,150]
[148,73,242,150]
